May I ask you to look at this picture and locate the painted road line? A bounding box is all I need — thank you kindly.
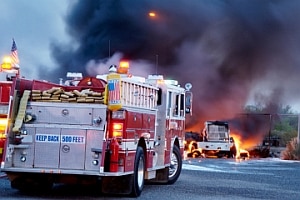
[0,173,7,178]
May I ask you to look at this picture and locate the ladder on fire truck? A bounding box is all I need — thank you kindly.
[120,77,158,109]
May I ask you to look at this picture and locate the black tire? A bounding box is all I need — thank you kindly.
[168,145,182,184]
[217,153,223,158]
[131,146,145,197]
[230,145,237,158]
[192,149,202,158]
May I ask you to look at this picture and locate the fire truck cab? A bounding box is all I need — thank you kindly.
[1,64,191,196]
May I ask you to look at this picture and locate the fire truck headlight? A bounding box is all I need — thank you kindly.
[20,156,26,162]
[92,160,99,166]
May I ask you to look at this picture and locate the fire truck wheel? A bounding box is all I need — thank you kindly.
[168,145,182,184]
[131,146,145,197]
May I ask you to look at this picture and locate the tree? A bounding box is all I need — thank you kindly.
[244,104,298,147]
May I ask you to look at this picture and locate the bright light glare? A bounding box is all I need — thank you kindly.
[0,118,8,126]
[149,12,156,17]
[2,56,12,63]
[0,118,8,131]
[120,61,129,69]
[113,123,123,131]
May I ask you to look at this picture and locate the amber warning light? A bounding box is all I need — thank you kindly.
[1,56,13,71]
[111,122,123,138]
[118,61,129,74]
[0,118,8,138]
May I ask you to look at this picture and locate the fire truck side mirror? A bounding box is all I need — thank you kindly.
[185,91,192,115]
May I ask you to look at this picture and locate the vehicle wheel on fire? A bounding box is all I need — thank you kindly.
[131,146,145,197]
[191,142,202,158]
[168,145,182,184]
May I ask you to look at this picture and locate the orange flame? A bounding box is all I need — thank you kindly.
[184,140,203,158]
[230,132,250,159]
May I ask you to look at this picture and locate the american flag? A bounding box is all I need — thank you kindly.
[108,79,121,104]
[11,39,20,68]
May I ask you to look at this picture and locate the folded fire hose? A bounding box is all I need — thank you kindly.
[12,90,31,132]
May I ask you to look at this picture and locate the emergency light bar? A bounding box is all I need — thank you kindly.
[1,56,12,71]
[164,80,178,86]
[1,56,19,75]
[117,61,129,74]
[147,75,179,86]
[148,75,164,80]
[66,72,83,79]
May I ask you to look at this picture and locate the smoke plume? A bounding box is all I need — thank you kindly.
[40,0,300,140]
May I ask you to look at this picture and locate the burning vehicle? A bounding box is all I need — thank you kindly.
[185,121,237,158]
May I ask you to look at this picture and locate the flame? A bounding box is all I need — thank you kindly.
[230,132,250,159]
[184,124,266,159]
[184,140,203,158]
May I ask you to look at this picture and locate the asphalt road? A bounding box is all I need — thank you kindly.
[0,157,300,200]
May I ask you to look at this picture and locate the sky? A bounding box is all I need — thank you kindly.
[0,0,70,79]
[1,0,300,133]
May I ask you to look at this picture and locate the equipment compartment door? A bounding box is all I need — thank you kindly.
[59,129,86,170]
[34,127,60,168]
[85,130,104,171]
[28,102,94,125]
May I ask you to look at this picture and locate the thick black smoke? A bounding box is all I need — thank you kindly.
[40,0,300,139]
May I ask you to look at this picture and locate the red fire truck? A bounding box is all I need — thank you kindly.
[0,56,18,163]
[1,63,192,196]
[0,81,11,163]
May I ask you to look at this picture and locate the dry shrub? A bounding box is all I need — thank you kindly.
[281,137,300,160]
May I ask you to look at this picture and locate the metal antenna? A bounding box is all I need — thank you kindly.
[108,40,111,58]
[156,54,158,74]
